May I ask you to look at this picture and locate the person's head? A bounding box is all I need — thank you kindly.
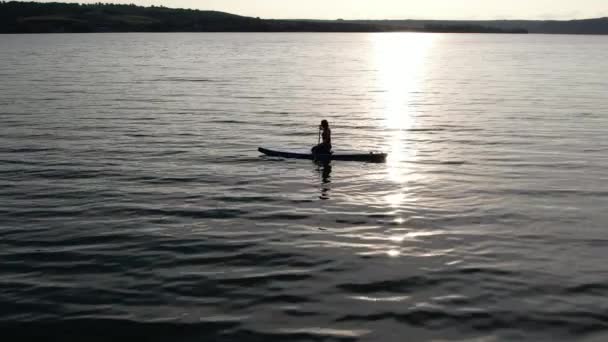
[320,120,329,129]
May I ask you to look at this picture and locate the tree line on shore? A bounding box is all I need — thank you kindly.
[5,1,606,34]
[1,2,533,33]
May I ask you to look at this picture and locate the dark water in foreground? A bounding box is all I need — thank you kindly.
[1,33,608,341]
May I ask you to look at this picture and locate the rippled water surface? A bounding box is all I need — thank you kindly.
[1,33,608,341]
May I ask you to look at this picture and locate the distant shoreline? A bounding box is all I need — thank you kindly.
[2,2,608,34]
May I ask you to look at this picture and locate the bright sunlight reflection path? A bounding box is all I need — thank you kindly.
[371,33,437,256]
[371,33,436,186]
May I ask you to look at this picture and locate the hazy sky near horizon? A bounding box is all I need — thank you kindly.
[35,0,608,20]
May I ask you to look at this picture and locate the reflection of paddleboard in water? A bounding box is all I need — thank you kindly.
[318,163,332,200]
[258,147,387,163]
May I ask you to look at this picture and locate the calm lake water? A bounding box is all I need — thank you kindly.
[1,32,608,341]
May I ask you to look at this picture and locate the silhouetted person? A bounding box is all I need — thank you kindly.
[312,120,332,155]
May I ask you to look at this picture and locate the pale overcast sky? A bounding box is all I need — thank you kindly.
[35,0,608,20]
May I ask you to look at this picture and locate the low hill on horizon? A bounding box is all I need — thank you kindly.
[343,17,608,34]
[0,1,525,33]
[2,1,607,34]
[0,1,383,33]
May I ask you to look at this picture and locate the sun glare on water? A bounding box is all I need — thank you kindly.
[372,33,435,130]
[369,33,437,251]
[371,33,436,204]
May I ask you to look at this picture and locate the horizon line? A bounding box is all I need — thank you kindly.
[7,1,608,22]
